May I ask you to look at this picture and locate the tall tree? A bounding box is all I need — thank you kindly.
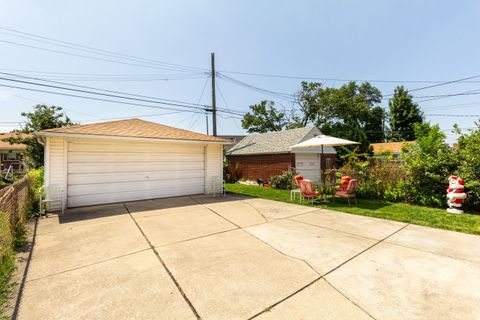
[297,81,383,153]
[241,100,286,133]
[388,86,423,141]
[5,105,74,168]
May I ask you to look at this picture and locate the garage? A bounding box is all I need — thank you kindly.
[38,119,228,211]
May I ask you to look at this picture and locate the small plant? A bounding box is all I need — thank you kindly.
[0,250,15,316]
[269,170,296,190]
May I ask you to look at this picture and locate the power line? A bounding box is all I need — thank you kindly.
[218,69,480,84]
[0,78,245,120]
[217,73,295,103]
[384,74,480,98]
[425,114,480,117]
[0,83,209,114]
[0,73,209,111]
[1,72,245,116]
[0,38,209,73]
[0,26,207,73]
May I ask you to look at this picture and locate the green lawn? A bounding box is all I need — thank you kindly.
[225,183,480,235]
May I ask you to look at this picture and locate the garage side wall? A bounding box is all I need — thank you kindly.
[205,144,223,194]
[44,136,67,211]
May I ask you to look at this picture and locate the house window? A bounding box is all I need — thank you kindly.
[2,153,17,161]
[325,157,333,169]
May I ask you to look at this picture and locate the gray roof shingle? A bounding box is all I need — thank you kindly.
[226,126,335,156]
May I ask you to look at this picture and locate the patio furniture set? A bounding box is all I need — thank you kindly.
[290,175,358,206]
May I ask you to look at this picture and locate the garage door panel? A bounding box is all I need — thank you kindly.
[68,152,204,163]
[68,142,204,154]
[68,185,204,208]
[68,177,205,197]
[68,170,205,185]
[67,141,207,207]
[68,161,204,174]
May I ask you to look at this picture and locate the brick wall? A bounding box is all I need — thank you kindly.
[226,153,295,181]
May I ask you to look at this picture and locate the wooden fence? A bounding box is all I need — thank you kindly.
[0,176,31,256]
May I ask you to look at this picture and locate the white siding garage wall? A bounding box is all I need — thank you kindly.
[44,136,224,210]
[44,136,67,211]
[295,153,321,182]
[205,144,223,194]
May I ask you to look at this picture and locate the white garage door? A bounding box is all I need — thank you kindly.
[67,141,205,207]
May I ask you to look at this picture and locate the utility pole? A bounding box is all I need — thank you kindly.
[205,110,209,135]
[211,52,217,136]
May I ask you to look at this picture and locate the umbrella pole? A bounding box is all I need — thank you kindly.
[320,145,330,203]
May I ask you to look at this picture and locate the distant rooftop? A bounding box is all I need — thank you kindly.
[226,126,335,156]
[371,141,415,154]
[0,133,27,150]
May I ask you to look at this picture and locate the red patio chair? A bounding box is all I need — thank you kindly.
[299,180,321,204]
[335,179,358,206]
[336,176,352,192]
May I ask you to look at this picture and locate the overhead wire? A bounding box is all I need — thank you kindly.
[0,26,207,73]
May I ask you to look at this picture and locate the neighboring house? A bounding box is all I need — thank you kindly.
[371,141,415,158]
[0,133,27,172]
[37,118,229,211]
[226,126,336,181]
[218,135,246,153]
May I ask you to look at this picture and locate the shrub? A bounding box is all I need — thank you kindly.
[269,170,296,190]
[340,155,407,201]
[27,167,43,194]
[456,125,480,210]
[401,124,459,207]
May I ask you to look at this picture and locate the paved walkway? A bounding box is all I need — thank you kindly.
[17,195,480,319]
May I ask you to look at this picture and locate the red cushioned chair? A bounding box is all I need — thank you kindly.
[335,179,358,206]
[299,180,321,204]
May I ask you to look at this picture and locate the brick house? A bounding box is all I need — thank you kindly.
[226,126,336,181]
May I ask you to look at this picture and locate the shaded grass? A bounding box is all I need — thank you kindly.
[225,183,480,235]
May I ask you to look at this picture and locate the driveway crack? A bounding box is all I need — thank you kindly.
[123,203,202,320]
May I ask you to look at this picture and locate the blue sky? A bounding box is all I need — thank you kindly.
[1,1,480,143]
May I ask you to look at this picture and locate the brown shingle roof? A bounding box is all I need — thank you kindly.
[38,118,229,143]
[371,141,415,154]
[0,133,27,150]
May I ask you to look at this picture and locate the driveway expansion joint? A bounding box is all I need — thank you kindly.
[323,223,410,277]
[323,278,377,320]
[249,222,410,319]
[123,203,202,320]
[25,248,151,283]
[189,196,242,228]
[287,217,392,242]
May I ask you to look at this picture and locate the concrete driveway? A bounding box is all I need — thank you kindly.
[17,195,480,320]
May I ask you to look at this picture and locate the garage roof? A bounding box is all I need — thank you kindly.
[38,118,230,143]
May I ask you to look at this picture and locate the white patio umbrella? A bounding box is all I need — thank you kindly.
[291,135,360,185]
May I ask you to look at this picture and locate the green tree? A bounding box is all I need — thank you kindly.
[5,105,74,168]
[388,86,423,141]
[402,123,458,207]
[241,100,286,133]
[297,81,383,153]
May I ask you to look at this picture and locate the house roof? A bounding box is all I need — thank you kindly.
[226,126,336,156]
[371,141,415,154]
[0,133,27,150]
[38,118,230,143]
